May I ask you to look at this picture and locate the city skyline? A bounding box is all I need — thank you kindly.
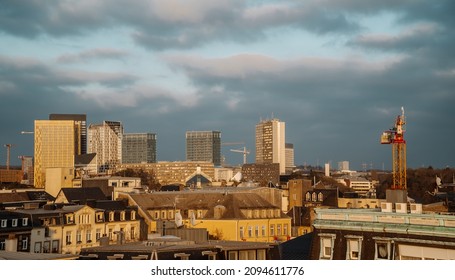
[1,1,454,170]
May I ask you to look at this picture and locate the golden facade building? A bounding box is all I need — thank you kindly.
[34,120,79,188]
[121,191,292,243]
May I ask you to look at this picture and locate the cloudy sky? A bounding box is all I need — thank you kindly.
[1,0,454,170]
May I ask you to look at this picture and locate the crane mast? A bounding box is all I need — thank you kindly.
[380,107,406,190]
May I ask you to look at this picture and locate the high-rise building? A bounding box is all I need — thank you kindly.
[88,121,123,174]
[186,131,221,166]
[338,161,350,172]
[34,120,79,188]
[122,133,157,164]
[285,143,295,174]
[255,118,286,174]
[49,114,87,154]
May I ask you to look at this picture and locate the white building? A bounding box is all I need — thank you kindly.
[255,118,286,174]
[88,121,123,174]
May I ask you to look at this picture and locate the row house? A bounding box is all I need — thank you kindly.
[120,191,292,243]
[1,202,142,255]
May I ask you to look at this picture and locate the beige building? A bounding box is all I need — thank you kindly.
[45,168,75,198]
[34,120,80,188]
[88,121,123,174]
[255,118,286,174]
[116,161,215,186]
[121,191,292,243]
[16,204,141,255]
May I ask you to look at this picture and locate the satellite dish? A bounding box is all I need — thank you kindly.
[175,212,183,228]
[190,212,196,226]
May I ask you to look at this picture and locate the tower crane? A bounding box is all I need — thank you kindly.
[230,147,250,164]
[380,107,407,190]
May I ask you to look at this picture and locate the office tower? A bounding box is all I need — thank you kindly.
[255,118,286,174]
[122,133,157,164]
[88,121,123,174]
[186,131,221,166]
[338,161,350,172]
[285,143,295,174]
[49,114,87,154]
[34,120,78,188]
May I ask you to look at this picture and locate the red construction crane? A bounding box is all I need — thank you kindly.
[380,107,407,190]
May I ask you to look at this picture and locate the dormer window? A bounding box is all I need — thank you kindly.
[120,211,126,221]
[305,192,311,201]
[312,192,317,202]
[131,211,136,220]
[12,219,18,227]
[109,212,115,222]
[1,219,6,228]
[66,214,74,224]
[318,192,324,202]
[22,218,28,226]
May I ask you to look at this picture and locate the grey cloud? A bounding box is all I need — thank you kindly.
[57,48,129,63]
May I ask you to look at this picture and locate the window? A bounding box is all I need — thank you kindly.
[52,240,59,253]
[65,231,72,245]
[160,210,166,220]
[248,226,253,238]
[108,228,113,241]
[131,211,136,220]
[262,225,266,237]
[43,241,50,253]
[22,218,28,226]
[305,192,311,201]
[0,219,6,228]
[197,210,203,219]
[255,225,259,237]
[257,249,266,260]
[318,192,324,202]
[0,240,5,250]
[79,214,90,224]
[76,231,82,243]
[96,212,104,222]
[109,212,115,222]
[96,229,102,241]
[66,214,74,224]
[120,211,126,221]
[12,219,18,227]
[374,239,393,260]
[34,242,42,253]
[312,192,317,202]
[86,230,92,242]
[346,236,363,260]
[239,226,244,239]
[283,224,288,236]
[228,251,238,260]
[277,224,282,236]
[131,227,136,240]
[270,225,275,237]
[319,234,336,260]
[22,237,28,250]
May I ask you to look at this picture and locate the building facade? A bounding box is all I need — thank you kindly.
[117,161,216,186]
[186,131,221,167]
[34,120,79,188]
[122,133,157,164]
[310,204,455,260]
[285,143,295,174]
[255,119,286,174]
[88,121,123,174]
[242,163,280,186]
[49,114,87,155]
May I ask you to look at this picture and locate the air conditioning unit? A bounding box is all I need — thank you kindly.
[381,202,393,213]
[395,203,407,213]
[410,203,422,214]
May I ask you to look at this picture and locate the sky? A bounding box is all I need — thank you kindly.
[0,0,454,170]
